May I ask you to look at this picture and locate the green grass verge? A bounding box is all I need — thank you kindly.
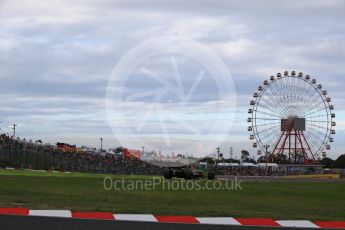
[0,169,344,220]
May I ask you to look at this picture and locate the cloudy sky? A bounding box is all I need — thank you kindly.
[0,0,344,159]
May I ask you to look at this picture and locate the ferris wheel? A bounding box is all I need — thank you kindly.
[248,71,336,163]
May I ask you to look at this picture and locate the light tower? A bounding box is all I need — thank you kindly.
[12,124,17,138]
[100,137,103,151]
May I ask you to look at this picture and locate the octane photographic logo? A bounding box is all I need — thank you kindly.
[103,176,243,191]
[105,36,237,166]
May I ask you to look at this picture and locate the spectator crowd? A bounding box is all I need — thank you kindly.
[0,134,162,175]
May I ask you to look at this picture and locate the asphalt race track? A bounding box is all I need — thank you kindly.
[1,215,334,230]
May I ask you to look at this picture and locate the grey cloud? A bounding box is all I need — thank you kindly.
[0,0,344,156]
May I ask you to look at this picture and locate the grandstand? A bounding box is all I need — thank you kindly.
[0,134,161,175]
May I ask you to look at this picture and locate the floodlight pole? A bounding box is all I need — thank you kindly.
[12,124,17,138]
[216,147,221,169]
[100,138,103,151]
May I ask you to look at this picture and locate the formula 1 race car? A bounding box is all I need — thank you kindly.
[163,166,215,180]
